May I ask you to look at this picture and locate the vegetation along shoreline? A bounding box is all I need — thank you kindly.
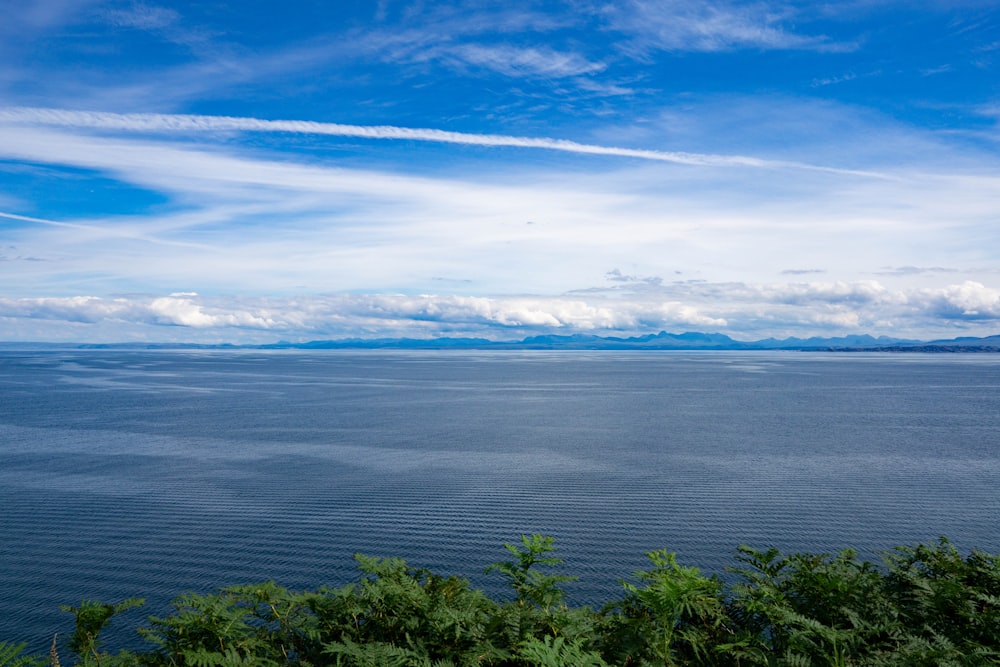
[3,535,999,666]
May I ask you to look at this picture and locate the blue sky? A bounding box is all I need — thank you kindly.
[1,0,999,343]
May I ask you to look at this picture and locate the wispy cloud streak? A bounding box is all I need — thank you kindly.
[0,210,211,249]
[0,107,889,178]
[0,210,93,230]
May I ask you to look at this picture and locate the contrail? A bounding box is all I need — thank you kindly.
[0,107,889,179]
[0,211,211,248]
[0,211,92,229]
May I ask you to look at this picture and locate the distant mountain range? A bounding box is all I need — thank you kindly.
[5,331,1000,351]
[255,331,1000,352]
[20,331,994,351]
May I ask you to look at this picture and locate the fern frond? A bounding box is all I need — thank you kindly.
[0,642,45,667]
[517,635,608,667]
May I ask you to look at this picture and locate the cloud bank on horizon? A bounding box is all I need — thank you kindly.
[1,0,999,343]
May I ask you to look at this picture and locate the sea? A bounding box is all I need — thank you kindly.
[1,349,999,653]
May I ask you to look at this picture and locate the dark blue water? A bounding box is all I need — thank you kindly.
[2,350,999,653]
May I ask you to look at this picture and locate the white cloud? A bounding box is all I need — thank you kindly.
[876,266,958,276]
[811,72,858,87]
[0,293,277,330]
[103,3,179,30]
[920,281,1000,319]
[765,280,902,306]
[605,0,853,54]
[0,292,725,341]
[349,7,590,79]
[445,43,606,78]
[808,310,862,328]
[0,0,98,37]
[3,280,999,344]
[920,64,953,76]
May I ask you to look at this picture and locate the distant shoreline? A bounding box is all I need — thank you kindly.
[2,330,999,352]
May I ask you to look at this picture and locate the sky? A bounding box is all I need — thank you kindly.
[1,1,999,343]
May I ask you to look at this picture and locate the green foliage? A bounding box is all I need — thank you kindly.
[516,635,608,667]
[318,553,502,666]
[140,581,322,666]
[481,533,603,662]
[726,539,1000,666]
[613,550,728,666]
[882,537,1000,664]
[59,598,144,666]
[6,536,1000,666]
[728,546,891,665]
[485,534,577,612]
[0,641,46,667]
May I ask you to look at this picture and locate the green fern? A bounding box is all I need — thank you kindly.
[59,597,144,665]
[516,635,608,667]
[620,549,725,666]
[485,534,577,612]
[324,637,431,667]
[0,642,45,667]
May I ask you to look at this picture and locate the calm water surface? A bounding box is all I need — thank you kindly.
[2,350,999,652]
